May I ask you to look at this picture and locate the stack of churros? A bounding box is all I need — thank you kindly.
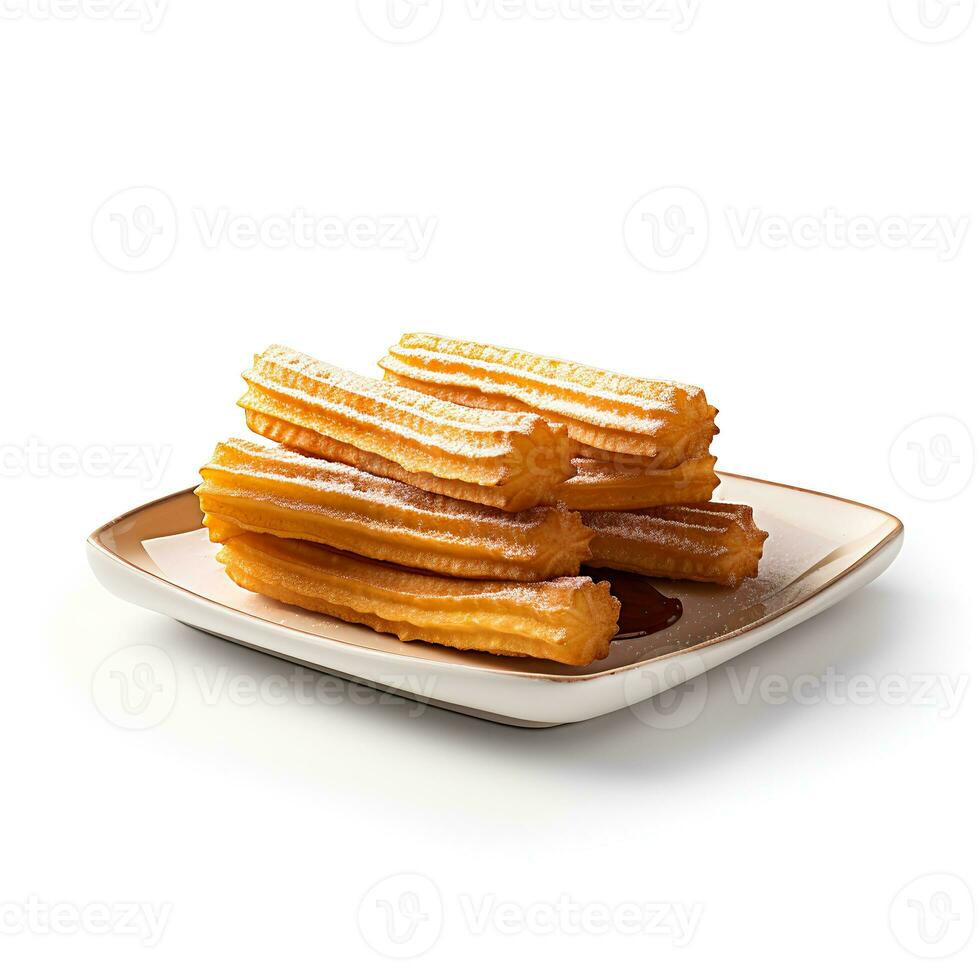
[197,336,767,666]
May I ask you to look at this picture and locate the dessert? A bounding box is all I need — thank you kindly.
[240,344,575,511]
[557,454,719,511]
[197,438,592,581]
[218,532,621,666]
[583,502,768,587]
[379,333,718,468]
[185,336,772,668]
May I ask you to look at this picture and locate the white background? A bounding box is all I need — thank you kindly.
[1,1,977,976]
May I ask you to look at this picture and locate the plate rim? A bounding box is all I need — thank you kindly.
[87,472,904,684]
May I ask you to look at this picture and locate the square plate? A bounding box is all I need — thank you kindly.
[86,474,903,727]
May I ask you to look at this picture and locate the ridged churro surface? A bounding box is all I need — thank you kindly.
[240,345,574,511]
[584,502,767,587]
[380,333,718,467]
[218,532,621,666]
[197,438,592,581]
[557,455,719,511]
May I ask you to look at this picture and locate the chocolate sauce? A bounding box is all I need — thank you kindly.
[597,571,683,639]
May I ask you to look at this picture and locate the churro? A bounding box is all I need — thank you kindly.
[584,502,767,587]
[557,454,719,511]
[218,532,621,666]
[197,438,592,581]
[380,333,718,467]
[240,345,574,511]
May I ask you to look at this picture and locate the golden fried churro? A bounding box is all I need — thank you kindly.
[197,438,592,581]
[218,532,620,666]
[557,455,719,511]
[240,345,574,512]
[584,502,767,587]
[379,333,718,467]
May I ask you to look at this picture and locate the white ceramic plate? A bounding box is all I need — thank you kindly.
[86,474,903,727]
